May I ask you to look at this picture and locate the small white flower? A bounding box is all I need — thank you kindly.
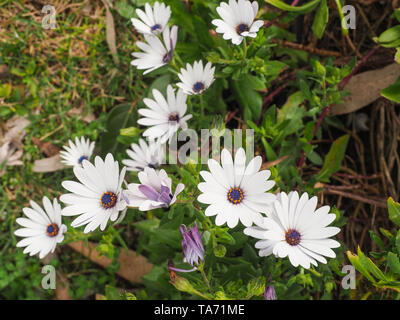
[131,25,178,75]
[212,0,264,45]
[197,148,276,228]
[15,197,67,259]
[177,60,215,95]
[244,191,341,269]
[138,84,192,143]
[122,138,165,172]
[59,136,95,167]
[124,167,184,211]
[60,153,127,233]
[131,1,171,35]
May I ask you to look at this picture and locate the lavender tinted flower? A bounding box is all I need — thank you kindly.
[180,223,205,267]
[264,283,277,300]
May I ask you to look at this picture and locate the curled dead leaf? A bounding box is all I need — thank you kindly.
[330,63,400,115]
[68,240,153,283]
[33,154,66,172]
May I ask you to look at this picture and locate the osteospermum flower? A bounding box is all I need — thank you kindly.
[197,147,276,228]
[212,0,264,45]
[124,167,184,211]
[244,191,341,269]
[131,25,178,75]
[176,60,215,95]
[122,138,165,172]
[131,1,171,35]
[138,85,192,143]
[169,223,205,273]
[60,153,127,233]
[60,136,95,167]
[14,197,67,259]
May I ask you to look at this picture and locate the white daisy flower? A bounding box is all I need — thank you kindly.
[15,197,67,259]
[131,1,171,35]
[212,0,264,45]
[122,138,165,172]
[59,136,95,167]
[176,60,215,95]
[197,147,276,228]
[123,167,184,211]
[60,153,127,233]
[131,25,178,75]
[244,191,341,269]
[138,84,192,143]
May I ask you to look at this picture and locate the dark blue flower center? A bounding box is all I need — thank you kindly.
[46,223,59,237]
[101,192,117,209]
[192,82,205,93]
[236,23,249,34]
[285,229,301,246]
[227,187,244,205]
[78,155,88,164]
[151,24,161,32]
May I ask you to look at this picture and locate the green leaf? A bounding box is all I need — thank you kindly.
[357,247,386,281]
[100,103,137,157]
[387,197,400,227]
[0,84,12,98]
[387,252,400,275]
[381,77,400,103]
[316,134,349,182]
[311,0,329,39]
[396,230,400,256]
[347,251,375,283]
[265,0,321,13]
[232,75,262,121]
[377,25,400,47]
[116,1,136,19]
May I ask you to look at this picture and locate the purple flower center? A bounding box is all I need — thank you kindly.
[78,155,88,164]
[285,229,301,246]
[46,223,59,237]
[236,23,249,34]
[227,187,244,204]
[151,24,161,32]
[192,82,205,93]
[101,192,117,209]
[168,112,180,122]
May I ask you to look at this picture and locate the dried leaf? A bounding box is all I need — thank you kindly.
[67,107,96,122]
[331,63,400,115]
[68,241,153,283]
[32,137,61,157]
[33,154,66,172]
[102,1,120,65]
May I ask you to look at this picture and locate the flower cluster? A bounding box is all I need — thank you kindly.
[13,0,342,300]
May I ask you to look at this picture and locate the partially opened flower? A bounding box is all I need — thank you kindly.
[131,25,178,75]
[131,1,171,35]
[176,60,215,95]
[264,283,276,300]
[197,147,276,228]
[60,136,95,167]
[138,85,192,143]
[60,153,127,233]
[15,197,67,259]
[169,223,205,273]
[212,0,264,45]
[244,191,341,269]
[122,138,165,172]
[124,167,184,211]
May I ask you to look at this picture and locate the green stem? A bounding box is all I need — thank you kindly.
[242,38,248,60]
[199,94,205,118]
[198,261,214,295]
